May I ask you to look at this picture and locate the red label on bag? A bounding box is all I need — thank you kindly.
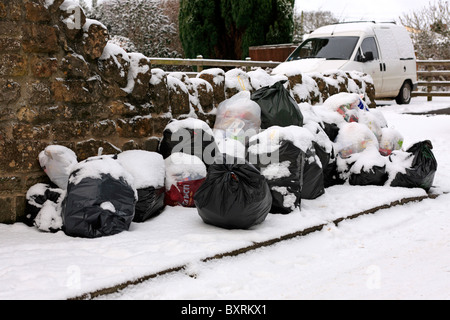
[165,178,206,207]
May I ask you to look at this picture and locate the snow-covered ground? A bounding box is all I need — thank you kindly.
[0,97,449,300]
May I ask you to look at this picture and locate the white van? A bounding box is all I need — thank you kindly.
[273,22,418,104]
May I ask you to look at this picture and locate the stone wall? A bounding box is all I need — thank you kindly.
[0,0,375,223]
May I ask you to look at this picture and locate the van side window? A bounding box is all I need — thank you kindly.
[355,37,379,62]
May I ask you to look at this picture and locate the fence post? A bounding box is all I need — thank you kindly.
[196,55,203,73]
[426,61,433,102]
[245,57,252,72]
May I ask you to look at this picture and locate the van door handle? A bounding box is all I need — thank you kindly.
[383,63,386,71]
[380,63,383,72]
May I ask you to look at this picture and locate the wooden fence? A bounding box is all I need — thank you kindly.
[149,55,280,75]
[413,60,450,101]
[150,56,450,101]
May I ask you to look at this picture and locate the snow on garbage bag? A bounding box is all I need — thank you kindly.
[337,145,389,186]
[247,126,314,214]
[334,122,379,159]
[379,127,404,156]
[38,145,78,189]
[216,137,247,161]
[334,122,389,185]
[165,153,207,207]
[251,80,303,129]
[389,140,437,191]
[24,183,65,232]
[213,91,261,144]
[194,159,272,229]
[323,92,369,122]
[62,155,137,238]
[158,118,219,167]
[117,150,166,222]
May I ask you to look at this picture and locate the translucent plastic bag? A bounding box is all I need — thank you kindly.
[379,127,404,156]
[214,91,261,144]
[38,145,78,189]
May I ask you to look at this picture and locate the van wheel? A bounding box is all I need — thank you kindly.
[396,82,412,105]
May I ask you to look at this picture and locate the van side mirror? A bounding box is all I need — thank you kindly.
[363,51,374,62]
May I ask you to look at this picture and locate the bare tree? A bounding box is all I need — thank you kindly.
[293,10,338,43]
[399,0,449,60]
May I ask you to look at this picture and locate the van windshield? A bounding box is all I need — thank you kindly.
[287,36,360,61]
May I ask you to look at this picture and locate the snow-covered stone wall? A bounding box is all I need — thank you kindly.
[0,0,375,223]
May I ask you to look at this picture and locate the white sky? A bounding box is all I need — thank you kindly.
[294,0,428,23]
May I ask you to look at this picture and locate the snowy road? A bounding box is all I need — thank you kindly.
[98,193,450,300]
[0,97,449,301]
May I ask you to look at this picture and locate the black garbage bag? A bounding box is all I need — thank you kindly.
[251,80,303,129]
[349,165,389,186]
[158,118,219,167]
[62,156,136,238]
[133,186,165,222]
[194,159,272,229]
[390,140,437,191]
[248,139,305,214]
[323,151,346,188]
[302,145,325,199]
[117,150,166,222]
[23,183,64,227]
[321,122,340,142]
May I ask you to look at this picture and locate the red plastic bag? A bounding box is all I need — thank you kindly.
[165,178,206,207]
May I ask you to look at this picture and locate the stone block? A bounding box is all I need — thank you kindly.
[198,69,226,107]
[92,119,117,138]
[50,121,90,140]
[142,137,160,152]
[33,105,72,123]
[60,53,90,79]
[0,2,6,19]
[167,76,190,116]
[29,81,54,105]
[0,79,20,104]
[75,139,121,161]
[0,38,21,52]
[148,68,169,114]
[30,55,58,78]
[117,116,153,138]
[126,53,152,102]
[25,1,51,22]
[0,21,22,36]
[98,43,130,88]
[0,53,28,76]
[12,123,50,140]
[0,140,46,172]
[22,24,58,53]
[0,176,22,194]
[52,78,102,104]
[0,197,14,224]
[17,105,39,123]
[81,20,109,60]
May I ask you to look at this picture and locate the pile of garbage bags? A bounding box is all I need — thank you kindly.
[24,82,438,237]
